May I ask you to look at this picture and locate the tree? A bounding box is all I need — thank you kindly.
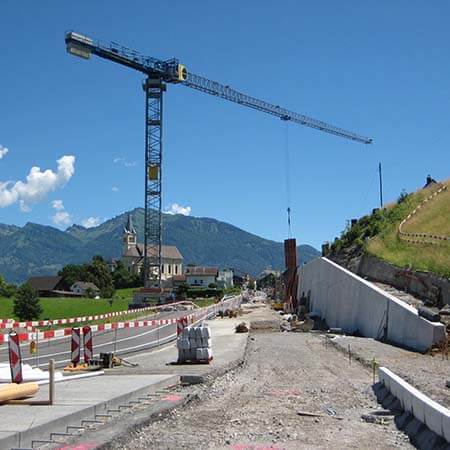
[176,283,189,298]
[112,261,141,289]
[0,275,17,298]
[58,264,88,288]
[13,284,42,321]
[59,256,115,297]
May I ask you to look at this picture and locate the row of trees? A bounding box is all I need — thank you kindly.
[58,255,141,298]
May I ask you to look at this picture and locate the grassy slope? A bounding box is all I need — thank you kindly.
[403,184,450,236]
[366,181,450,278]
[0,288,136,320]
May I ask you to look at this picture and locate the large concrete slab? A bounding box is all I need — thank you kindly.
[299,257,445,352]
[0,374,177,449]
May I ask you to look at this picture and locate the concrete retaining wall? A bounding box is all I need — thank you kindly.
[298,257,446,352]
[379,367,450,442]
[357,254,450,306]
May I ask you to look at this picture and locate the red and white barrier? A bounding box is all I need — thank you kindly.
[176,317,189,335]
[8,331,23,383]
[0,300,196,329]
[83,326,93,364]
[71,328,81,366]
[0,296,239,345]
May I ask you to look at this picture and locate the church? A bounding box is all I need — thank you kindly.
[121,215,184,281]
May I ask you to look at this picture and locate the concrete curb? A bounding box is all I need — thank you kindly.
[1,375,179,450]
[50,331,250,449]
[379,367,450,443]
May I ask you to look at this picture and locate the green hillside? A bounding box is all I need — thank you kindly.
[0,209,319,283]
[330,180,450,278]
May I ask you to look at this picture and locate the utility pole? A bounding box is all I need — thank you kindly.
[378,162,383,208]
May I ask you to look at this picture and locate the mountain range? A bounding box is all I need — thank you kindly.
[0,208,320,283]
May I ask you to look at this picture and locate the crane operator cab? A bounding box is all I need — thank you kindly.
[168,64,188,83]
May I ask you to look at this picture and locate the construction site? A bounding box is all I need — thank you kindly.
[1,4,450,450]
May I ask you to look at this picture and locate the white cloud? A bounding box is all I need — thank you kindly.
[52,210,72,226]
[112,186,119,192]
[113,157,136,167]
[52,199,64,210]
[81,216,101,228]
[51,199,72,226]
[0,145,8,160]
[0,155,75,211]
[164,203,192,216]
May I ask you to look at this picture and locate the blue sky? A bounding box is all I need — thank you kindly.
[1,1,449,249]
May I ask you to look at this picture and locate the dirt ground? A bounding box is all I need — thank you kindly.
[111,307,412,450]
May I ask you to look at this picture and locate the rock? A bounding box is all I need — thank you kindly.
[439,304,450,316]
[418,306,440,322]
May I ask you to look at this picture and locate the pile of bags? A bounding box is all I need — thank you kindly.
[177,324,212,363]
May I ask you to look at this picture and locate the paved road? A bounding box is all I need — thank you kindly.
[0,308,215,369]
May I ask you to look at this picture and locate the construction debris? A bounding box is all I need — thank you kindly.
[235,322,249,333]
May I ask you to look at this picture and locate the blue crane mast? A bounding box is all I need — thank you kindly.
[65,32,372,300]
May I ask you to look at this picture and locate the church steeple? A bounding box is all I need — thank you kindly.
[122,214,137,255]
[124,214,136,235]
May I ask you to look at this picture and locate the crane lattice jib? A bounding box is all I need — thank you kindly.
[65,32,372,144]
[184,73,372,144]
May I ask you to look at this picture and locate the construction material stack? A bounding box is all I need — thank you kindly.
[177,324,212,363]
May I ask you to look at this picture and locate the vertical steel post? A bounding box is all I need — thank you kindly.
[143,76,165,295]
[378,162,383,208]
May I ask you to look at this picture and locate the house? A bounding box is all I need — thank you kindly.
[70,281,100,296]
[26,276,69,297]
[185,266,218,287]
[121,214,183,280]
[171,274,187,288]
[217,269,234,289]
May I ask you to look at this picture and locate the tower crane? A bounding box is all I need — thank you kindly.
[65,31,372,301]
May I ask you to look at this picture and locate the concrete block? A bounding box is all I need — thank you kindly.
[382,393,395,409]
[405,417,425,439]
[411,390,427,423]
[395,411,413,429]
[442,410,450,442]
[415,428,441,450]
[422,397,448,437]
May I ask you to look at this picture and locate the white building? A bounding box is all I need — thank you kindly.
[70,281,100,296]
[185,266,218,287]
[217,269,234,289]
[121,215,183,280]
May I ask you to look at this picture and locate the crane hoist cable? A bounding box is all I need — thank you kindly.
[284,121,292,238]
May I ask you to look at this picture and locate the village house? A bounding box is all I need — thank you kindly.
[184,266,218,287]
[70,281,100,296]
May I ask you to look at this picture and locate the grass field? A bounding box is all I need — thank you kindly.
[0,288,136,320]
[0,287,222,321]
[366,180,450,278]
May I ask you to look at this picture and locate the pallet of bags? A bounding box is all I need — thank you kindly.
[176,324,212,364]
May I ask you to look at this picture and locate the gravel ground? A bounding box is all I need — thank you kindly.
[331,335,450,408]
[111,311,412,449]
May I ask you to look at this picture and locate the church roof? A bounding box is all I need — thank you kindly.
[123,244,183,260]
